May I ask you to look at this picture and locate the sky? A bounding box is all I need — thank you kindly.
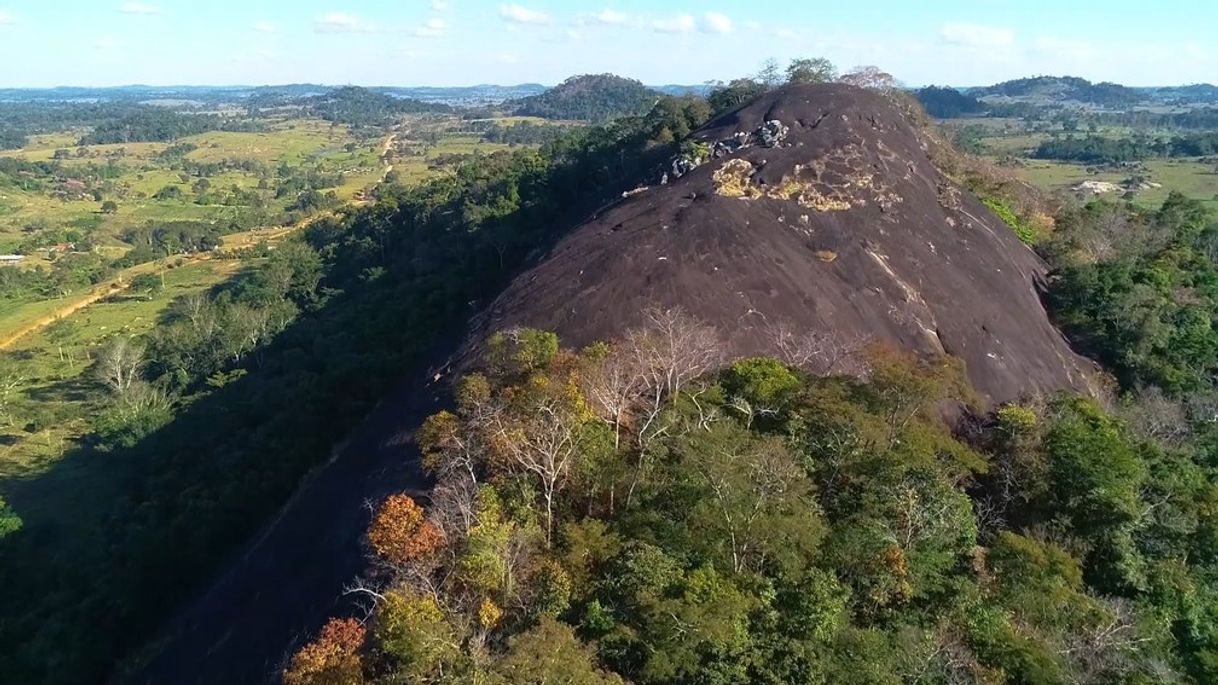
[0,1,1214,88]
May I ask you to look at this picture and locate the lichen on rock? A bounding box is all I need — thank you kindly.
[712,159,761,198]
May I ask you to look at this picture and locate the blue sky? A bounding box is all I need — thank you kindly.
[0,1,1214,88]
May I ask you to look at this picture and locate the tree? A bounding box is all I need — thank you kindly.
[100,200,118,214]
[488,617,624,685]
[128,272,163,301]
[838,66,899,91]
[0,495,22,540]
[757,57,783,88]
[372,591,461,680]
[675,425,823,574]
[154,184,184,201]
[721,357,801,426]
[1043,397,1145,535]
[366,493,444,567]
[786,57,837,84]
[93,336,145,396]
[707,78,766,115]
[282,618,367,685]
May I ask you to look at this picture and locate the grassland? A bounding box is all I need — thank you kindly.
[0,258,245,482]
[1013,158,1218,210]
[953,119,1218,211]
[0,117,386,252]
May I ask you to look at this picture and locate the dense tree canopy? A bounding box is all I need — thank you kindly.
[915,86,986,118]
[286,313,1218,684]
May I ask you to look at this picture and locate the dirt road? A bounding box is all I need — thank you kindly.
[0,214,323,352]
[0,253,189,350]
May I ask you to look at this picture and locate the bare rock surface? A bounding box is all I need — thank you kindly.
[467,83,1094,403]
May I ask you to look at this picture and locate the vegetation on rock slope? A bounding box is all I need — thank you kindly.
[290,302,1218,684]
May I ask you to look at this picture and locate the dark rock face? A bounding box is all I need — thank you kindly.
[467,84,1094,404]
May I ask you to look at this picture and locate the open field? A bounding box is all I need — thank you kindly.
[0,257,246,482]
[0,117,388,252]
[951,120,1218,210]
[1013,158,1218,210]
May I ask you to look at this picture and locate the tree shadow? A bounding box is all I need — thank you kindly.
[0,141,667,684]
[22,372,98,403]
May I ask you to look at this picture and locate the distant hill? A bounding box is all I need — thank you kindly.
[372,83,547,106]
[914,86,985,118]
[305,86,451,126]
[1145,83,1218,105]
[511,74,660,121]
[970,76,1147,108]
[652,83,715,97]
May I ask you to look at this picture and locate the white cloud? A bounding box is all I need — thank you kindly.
[652,13,695,34]
[414,16,446,37]
[745,20,761,31]
[500,4,551,25]
[315,11,374,34]
[497,53,520,64]
[119,2,160,14]
[592,9,630,25]
[431,0,449,10]
[701,12,732,34]
[1032,35,1100,61]
[940,22,1014,49]
[253,20,276,33]
[0,10,13,25]
[773,28,800,40]
[93,36,119,50]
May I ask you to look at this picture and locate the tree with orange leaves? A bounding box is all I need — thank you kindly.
[282,617,366,685]
[367,493,445,566]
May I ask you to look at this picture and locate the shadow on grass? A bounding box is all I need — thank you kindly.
[23,372,98,403]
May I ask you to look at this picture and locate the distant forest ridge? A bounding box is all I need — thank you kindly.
[2,75,1215,106]
[0,82,714,106]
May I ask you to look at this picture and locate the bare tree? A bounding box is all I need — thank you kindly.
[623,307,724,504]
[488,393,584,547]
[0,360,25,427]
[580,344,645,450]
[94,336,145,396]
[630,306,724,438]
[766,322,868,375]
[838,66,899,91]
[1060,598,1156,682]
[1122,386,1191,447]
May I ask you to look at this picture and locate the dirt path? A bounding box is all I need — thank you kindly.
[0,253,203,350]
[379,132,398,181]
[0,214,322,351]
[0,282,124,350]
